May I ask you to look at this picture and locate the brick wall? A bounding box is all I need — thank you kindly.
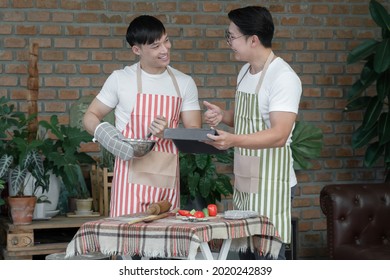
[1,0,389,259]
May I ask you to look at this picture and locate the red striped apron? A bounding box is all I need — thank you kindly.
[110,63,182,217]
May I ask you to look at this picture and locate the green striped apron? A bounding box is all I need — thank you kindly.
[233,52,291,243]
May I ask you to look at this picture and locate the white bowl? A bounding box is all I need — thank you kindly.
[45,210,60,218]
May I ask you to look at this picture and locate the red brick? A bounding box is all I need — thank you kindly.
[55,64,76,74]
[102,38,125,49]
[157,2,176,12]
[85,0,105,10]
[67,51,89,61]
[203,3,222,12]
[101,14,122,24]
[52,12,74,22]
[92,51,113,61]
[80,64,100,74]
[311,5,329,14]
[54,38,76,48]
[41,26,61,35]
[69,77,90,87]
[61,0,82,10]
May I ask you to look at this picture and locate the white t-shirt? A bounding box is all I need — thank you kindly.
[97,63,200,131]
[237,57,302,145]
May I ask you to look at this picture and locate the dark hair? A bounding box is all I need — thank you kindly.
[228,6,274,48]
[126,15,166,47]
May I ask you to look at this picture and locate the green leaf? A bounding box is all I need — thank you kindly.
[377,71,390,101]
[194,154,209,170]
[188,172,200,198]
[374,38,390,73]
[10,165,28,195]
[369,0,390,31]
[214,148,233,163]
[360,61,379,86]
[347,39,378,64]
[0,154,13,178]
[344,96,372,112]
[361,96,383,131]
[291,121,323,170]
[364,141,384,167]
[215,174,233,195]
[38,115,64,141]
[199,175,211,199]
[346,63,378,101]
[378,113,390,146]
[352,124,378,149]
[292,151,312,170]
[385,143,390,164]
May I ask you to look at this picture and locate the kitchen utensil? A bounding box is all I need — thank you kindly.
[122,137,156,158]
[146,200,172,215]
[145,132,152,139]
[143,212,171,223]
[163,128,225,154]
[127,212,172,225]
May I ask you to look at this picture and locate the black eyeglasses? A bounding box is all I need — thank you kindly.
[225,29,246,46]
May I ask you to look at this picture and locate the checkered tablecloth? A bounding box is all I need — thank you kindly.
[65,214,282,259]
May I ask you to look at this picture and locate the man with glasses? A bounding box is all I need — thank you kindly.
[204,6,302,260]
[84,15,201,218]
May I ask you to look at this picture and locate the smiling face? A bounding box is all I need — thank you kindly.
[226,22,251,62]
[132,33,171,74]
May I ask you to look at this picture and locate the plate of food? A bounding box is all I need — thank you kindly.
[223,210,259,220]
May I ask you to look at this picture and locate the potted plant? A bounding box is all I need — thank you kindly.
[0,97,48,223]
[38,115,95,213]
[344,0,390,180]
[0,97,96,218]
[179,148,234,210]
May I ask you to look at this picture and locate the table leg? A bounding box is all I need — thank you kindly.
[217,239,232,260]
[199,242,214,260]
[198,239,233,260]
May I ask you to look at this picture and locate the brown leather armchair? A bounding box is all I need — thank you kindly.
[320,183,390,259]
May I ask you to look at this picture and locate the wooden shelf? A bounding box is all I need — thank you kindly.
[0,215,105,260]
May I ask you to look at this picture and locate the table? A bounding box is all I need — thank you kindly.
[65,214,283,260]
[0,215,104,260]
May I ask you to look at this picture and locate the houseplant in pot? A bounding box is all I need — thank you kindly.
[0,97,48,224]
[344,0,390,181]
[38,115,95,214]
[0,97,96,218]
[179,148,234,210]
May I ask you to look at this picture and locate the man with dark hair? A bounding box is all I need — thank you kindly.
[204,6,302,259]
[84,15,201,217]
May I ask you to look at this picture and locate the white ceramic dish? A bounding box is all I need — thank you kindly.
[223,210,258,220]
[75,210,93,216]
[45,209,60,218]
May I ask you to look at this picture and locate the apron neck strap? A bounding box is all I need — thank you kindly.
[254,51,274,94]
[137,63,181,98]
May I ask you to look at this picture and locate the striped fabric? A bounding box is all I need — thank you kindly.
[65,214,282,259]
[233,91,291,243]
[110,92,182,217]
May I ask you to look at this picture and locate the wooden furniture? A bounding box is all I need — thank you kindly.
[66,214,283,260]
[0,215,103,260]
[90,165,113,217]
